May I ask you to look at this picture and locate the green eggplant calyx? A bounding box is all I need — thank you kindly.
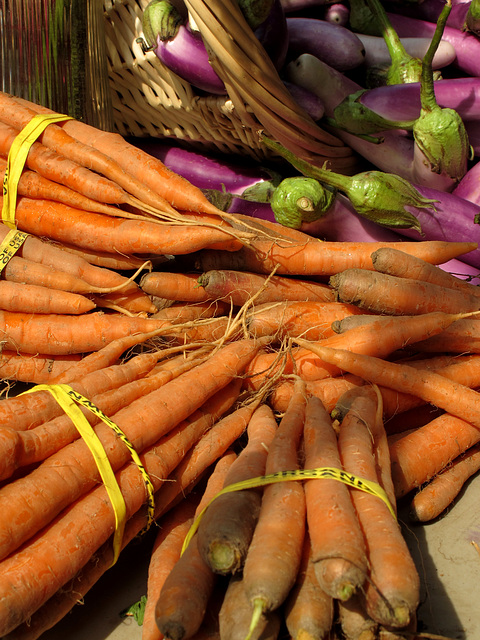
[386,56,423,85]
[142,0,182,47]
[271,177,336,229]
[347,171,438,233]
[333,90,416,134]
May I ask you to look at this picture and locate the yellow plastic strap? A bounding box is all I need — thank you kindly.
[0,228,28,274]
[22,383,155,565]
[181,466,395,554]
[2,113,73,228]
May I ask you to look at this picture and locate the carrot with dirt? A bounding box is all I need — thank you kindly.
[329,268,480,315]
[153,451,238,640]
[143,449,237,640]
[336,388,420,629]
[0,377,244,636]
[196,269,335,306]
[337,594,379,640]
[0,338,265,561]
[409,443,480,522]
[284,532,334,640]
[371,246,480,298]
[218,573,282,640]
[0,350,207,481]
[241,377,307,639]
[303,394,368,600]
[8,197,246,258]
[195,402,278,575]
[293,338,480,431]
[389,411,480,499]
[247,300,367,341]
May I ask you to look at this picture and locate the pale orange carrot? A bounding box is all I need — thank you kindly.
[0,351,78,385]
[410,316,480,353]
[329,268,480,315]
[141,272,213,303]
[57,241,163,270]
[337,594,378,640]
[0,280,96,315]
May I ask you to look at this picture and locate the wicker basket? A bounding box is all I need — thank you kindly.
[103,0,356,167]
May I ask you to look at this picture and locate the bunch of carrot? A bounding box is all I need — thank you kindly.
[0,94,480,640]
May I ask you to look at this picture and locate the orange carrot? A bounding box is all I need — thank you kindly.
[197,269,335,306]
[218,573,282,640]
[0,309,185,355]
[303,394,368,600]
[143,449,237,640]
[241,378,307,636]
[9,196,245,257]
[0,351,79,385]
[409,443,480,522]
[284,533,334,640]
[410,316,480,353]
[371,246,480,299]
[0,338,263,561]
[293,338,480,431]
[196,402,278,575]
[0,379,243,636]
[0,94,178,215]
[57,241,164,271]
[0,382,241,640]
[389,412,480,499]
[151,301,229,323]
[247,300,367,340]
[336,389,420,628]
[141,272,213,303]
[329,268,480,315]
[10,95,227,216]
[0,280,96,315]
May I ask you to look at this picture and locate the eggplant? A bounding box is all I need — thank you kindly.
[324,3,350,26]
[286,17,366,71]
[356,34,456,71]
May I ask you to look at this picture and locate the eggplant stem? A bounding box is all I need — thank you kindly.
[420,0,452,114]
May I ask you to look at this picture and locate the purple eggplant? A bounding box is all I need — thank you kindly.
[324,3,350,27]
[384,0,471,34]
[356,34,456,71]
[254,0,289,70]
[286,17,366,71]
[388,11,480,77]
[453,159,480,204]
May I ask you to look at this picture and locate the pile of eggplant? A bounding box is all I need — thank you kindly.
[135,0,480,276]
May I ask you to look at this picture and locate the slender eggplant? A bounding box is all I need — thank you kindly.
[388,11,480,77]
[286,17,366,71]
[384,0,472,34]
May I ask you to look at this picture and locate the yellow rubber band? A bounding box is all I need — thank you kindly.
[181,465,395,554]
[2,113,73,228]
[0,228,28,274]
[22,383,155,565]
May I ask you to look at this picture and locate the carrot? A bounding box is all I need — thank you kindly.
[0,223,142,295]
[303,394,368,600]
[0,382,241,640]
[200,238,478,277]
[389,412,480,499]
[0,350,205,481]
[371,246,480,299]
[0,309,185,355]
[0,379,243,637]
[0,94,179,215]
[154,464,237,640]
[10,95,228,216]
[409,316,480,353]
[218,573,282,640]
[197,269,335,306]
[9,196,246,257]
[143,449,237,640]
[0,156,155,220]
[0,280,96,315]
[141,272,213,303]
[329,268,480,315]
[336,389,420,628]
[337,594,378,640]
[0,351,79,385]
[293,338,480,430]
[409,443,480,522]
[0,338,263,561]
[56,241,164,271]
[247,300,367,341]
[151,301,229,323]
[293,310,472,382]
[284,532,334,640]
[241,378,307,637]
[196,402,278,575]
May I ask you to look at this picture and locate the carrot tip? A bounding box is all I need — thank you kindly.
[244,598,266,640]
